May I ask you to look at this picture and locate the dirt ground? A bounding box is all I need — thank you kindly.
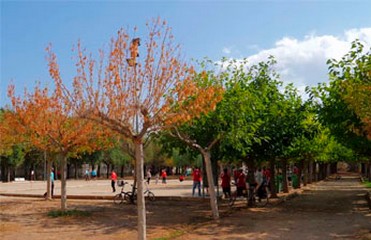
[1,174,370,240]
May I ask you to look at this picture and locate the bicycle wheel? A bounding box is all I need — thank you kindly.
[124,192,135,204]
[146,191,155,201]
[113,193,124,205]
[254,187,269,207]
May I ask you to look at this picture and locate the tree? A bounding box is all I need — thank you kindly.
[7,83,110,210]
[0,109,30,182]
[329,40,371,138]
[312,40,371,179]
[46,18,223,240]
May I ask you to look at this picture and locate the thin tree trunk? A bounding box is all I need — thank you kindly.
[7,166,11,182]
[135,142,146,240]
[74,162,78,179]
[46,160,52,200]
[121,165,124,178]
[282,159,289,193]
[269,158,278,198]
[326,163,331,179]
[60,153,68,211]
[297,159,303,189]
[308,160,313,184]
[303,160,308,186]
[202,150,219,220]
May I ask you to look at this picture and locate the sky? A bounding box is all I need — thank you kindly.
[1,1,371,107]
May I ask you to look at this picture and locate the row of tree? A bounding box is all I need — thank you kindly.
[0,18,370,240]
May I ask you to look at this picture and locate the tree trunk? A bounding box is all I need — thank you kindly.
[297,159,303,189]
[0,157,6,182]
[135,141,146,240]
[74,162,78,179]
[308,160,313,184]
[67,163,71,179]
[46,160,52,200]
[269,158,278,198]
[60,153,68,211]
[201,150,219,220]
[326,163,331,179]
[282,159,289,193]
[120,165,125,178]
[7,166,11,182]
[303,160,308,186]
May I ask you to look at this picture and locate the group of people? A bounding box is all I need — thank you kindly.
[84,168,97,181]
[110,166,272,198]
[221,167,271,199]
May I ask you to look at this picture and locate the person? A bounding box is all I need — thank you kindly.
[85,168,90,181]
[179,175,185,182]
[155,172,159,184]
[146,168,152,184]
[255,168,264,198]
[50,168,55,198]
[263,167,271,186]
[110,169,117,192]
[236,168,246,197]
[91,169,97,180]
[220,168,231,198]
[161,169,167,184]
[192,167,202,197]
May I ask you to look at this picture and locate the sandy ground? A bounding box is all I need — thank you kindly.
[0,174,370,240]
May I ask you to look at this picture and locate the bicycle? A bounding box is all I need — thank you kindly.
[123,182,155,204]
[113,181,131,205]
[229,182,269,208]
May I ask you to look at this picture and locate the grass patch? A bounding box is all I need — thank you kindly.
[153,230,186,240]
[47,209,91,218]
[364,181,371,188]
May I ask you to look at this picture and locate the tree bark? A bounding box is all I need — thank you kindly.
[303,160,308,186]
[201,150,219,220]
[297,159,303,189]
[46,160,52,200]
[135,142,146,240]
[60,153,68,211]
[269,158,278,198]
[282,159,289,193]
[308,160,313,184]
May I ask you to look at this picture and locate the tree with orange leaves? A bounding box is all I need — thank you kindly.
[47,18,223,240]
[7,83,112,210]
[0,109,29,182]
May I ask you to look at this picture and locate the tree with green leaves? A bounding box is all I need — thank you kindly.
[312,40,371,180]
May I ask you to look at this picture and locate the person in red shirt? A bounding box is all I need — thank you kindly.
[110,170,117,192]
[192,167,202,197]
[220,168,231,198]
[161,169,167,184]
[236,169,246,197]
[263,167,271,185]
